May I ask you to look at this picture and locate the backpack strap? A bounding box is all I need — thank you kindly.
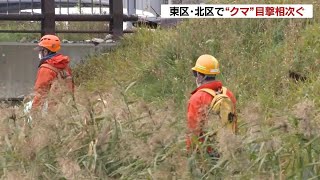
[40,63,71,79]
[40,63,60,76]
[199,88,217,97]
[199,87,229,105]
[199,87,228,96]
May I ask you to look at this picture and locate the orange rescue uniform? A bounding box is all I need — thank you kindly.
[186,81,236,151]
[32,54,74,110]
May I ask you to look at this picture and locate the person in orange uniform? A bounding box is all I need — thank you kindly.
[31,34,74,112]
[186,54,237,156]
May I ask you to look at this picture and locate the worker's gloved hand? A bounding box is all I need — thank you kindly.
[23,100,33,123]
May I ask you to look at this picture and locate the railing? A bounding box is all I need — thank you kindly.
[0,0,138,39]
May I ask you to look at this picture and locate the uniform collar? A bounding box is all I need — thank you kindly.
[191,81,223,95]
[38,53,58,67]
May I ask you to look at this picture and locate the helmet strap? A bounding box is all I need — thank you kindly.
[38,49,45,60]
[201,75,208,83]
[196,72,207,87]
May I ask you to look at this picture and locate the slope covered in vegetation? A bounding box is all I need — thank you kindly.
[1,1,320,179]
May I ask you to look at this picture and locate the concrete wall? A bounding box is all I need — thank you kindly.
[0,42,115,99]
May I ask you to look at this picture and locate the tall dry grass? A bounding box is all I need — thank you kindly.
[0,0,320,179]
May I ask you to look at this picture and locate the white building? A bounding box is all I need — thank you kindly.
[123,0,168,17]
[122,0,206,17]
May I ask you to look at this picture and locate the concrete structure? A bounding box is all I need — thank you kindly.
[1,0,166,17]
[123,0,166,17]
[123,0,207,17]
[0,42,116,100]
[1,0,203,18]
[0,0,183,101]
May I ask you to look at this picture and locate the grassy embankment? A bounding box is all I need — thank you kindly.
[1,0,320,179]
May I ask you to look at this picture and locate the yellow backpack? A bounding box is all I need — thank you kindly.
[199,87,237,135]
